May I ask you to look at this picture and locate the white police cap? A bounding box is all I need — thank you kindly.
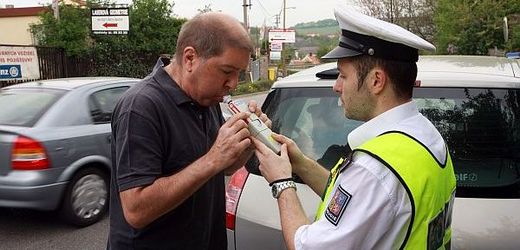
[323,5,435,62]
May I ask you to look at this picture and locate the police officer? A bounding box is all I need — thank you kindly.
[252,5,456,250]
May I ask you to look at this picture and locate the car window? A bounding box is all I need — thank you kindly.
[89,87,129,124]
[245,87,363,177]
[255,86,520,198]
[0,88,65,127]
[414,87,520,198]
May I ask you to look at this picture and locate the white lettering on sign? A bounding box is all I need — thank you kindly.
[110,9,128,15]
[92,9,109,16]
[91,8,129,35]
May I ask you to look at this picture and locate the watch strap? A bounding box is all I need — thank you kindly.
[273,180,297,199]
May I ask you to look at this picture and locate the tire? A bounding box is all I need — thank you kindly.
[60,167,109,227]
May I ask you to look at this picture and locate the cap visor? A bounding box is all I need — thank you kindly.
[321,46,362,59]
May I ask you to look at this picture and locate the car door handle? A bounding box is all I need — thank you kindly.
[106,135,112,143]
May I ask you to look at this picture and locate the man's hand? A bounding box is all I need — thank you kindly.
[247,99,272,128]
[208,112,251,172]
[223,99,272,175]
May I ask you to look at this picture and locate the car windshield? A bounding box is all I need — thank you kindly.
[0,88,65,127]
[414,87,520,198]
[255,86,520,199]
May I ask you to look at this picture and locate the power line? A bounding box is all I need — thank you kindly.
[254,0,271,17]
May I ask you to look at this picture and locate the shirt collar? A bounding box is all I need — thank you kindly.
[347,100,419,148]
[152,57,193,106]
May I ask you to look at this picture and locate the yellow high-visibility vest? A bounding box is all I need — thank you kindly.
[315,131,456,250]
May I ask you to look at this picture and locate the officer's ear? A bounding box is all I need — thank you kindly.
[366,67,388,95]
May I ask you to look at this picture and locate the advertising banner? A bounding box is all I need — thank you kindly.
[0,46,40,81]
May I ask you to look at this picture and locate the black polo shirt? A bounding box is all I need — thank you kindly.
[108,58,226,249]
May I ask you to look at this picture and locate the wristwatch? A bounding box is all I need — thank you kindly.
[271,180,297,199]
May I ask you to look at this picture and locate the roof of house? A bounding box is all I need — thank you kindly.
[0,7,48,18]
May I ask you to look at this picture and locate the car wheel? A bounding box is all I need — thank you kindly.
[60,167,109,227]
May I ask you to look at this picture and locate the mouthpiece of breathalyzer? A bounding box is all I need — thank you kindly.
[224,95,281,154]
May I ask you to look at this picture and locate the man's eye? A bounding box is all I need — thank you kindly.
[222,70,233,74]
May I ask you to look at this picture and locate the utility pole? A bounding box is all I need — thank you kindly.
[242,0,249,31]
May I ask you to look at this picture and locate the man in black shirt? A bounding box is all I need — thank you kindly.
[108,13,266,249]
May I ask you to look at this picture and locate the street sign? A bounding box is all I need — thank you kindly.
[270,42,283,52]
[91,8,129,35]
[270,51,281,60]
[268,29,296,43]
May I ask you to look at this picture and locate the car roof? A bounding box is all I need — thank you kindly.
[273,55,520,89]
[3,77,139,91]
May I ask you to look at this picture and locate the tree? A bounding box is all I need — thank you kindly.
[197,4,213,14]
[31,3,92,56]
[356,0,436,43]
[435,0,520,55]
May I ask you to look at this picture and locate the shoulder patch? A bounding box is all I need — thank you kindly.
[325,185,352,226]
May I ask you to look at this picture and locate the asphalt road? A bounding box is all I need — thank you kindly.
[0,92,267,250]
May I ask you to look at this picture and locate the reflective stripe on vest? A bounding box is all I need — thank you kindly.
[315,131,456,250]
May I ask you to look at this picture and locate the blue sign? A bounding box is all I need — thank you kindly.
[0,65,22,79]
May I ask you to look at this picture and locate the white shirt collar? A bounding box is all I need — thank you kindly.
[347,100,419,148]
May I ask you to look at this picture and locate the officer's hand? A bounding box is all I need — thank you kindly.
[252,137,292,183]
[268,133,309,175]
[247,100,272,129]
[209,112,251,171]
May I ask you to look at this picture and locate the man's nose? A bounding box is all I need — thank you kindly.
[226,77,239,90]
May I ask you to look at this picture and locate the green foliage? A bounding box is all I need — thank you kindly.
[125,0,184,54]
[317,43,335,62]
[31,0,186,78]
[510,25,520,51]
[231,79,274,96]
[435,0,520,54]
[90,0,185,78]
[31,4,91,56]
[294,19,338,29]
[293,19,339,36]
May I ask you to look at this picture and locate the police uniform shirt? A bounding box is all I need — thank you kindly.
[294,100,447,250]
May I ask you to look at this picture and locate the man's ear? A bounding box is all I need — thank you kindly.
[182,46,197,72]
[367,67,387,95]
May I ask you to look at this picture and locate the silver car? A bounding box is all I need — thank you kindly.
[226,56,520,249]
[0,77,138,226]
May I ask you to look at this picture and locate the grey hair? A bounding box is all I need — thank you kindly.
[175,13,253,64]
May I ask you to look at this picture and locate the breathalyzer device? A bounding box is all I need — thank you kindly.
[223,96,281,154]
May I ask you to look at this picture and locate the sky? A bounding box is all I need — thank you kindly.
[3,0,354,27]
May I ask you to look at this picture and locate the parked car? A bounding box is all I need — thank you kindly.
[0,77,139,226]
[226,56,520,249]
